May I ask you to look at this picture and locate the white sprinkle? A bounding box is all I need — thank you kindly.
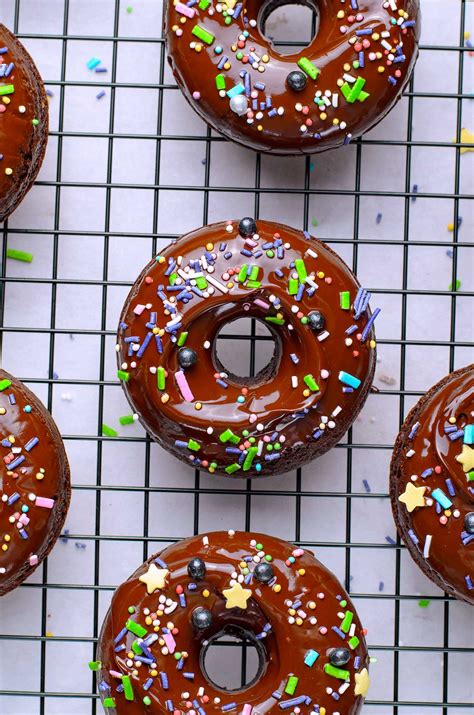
[291,376,298,388]
[306,248,318,259]
[203,340,211,349]
[381,40,393,51]
[343,73,356,83]
[332,93,339,108]
[133,303,145,315]
[406,449,415,458]
[206,274,228,294]
[423,535,432,559]
[203,535,209,546]
[317,330,330,342]
[332,405,342,417]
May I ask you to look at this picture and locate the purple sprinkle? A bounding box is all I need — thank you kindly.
[465,575,473,590]
[332,626,346,639]
[445,478,455,497]
[385,535,396,545]
[362,479,371,493]
[376,212,382,224]
[96,90,106,100]
[408,421,420,440]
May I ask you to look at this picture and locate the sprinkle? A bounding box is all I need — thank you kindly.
[431,488,452,510]
[121,675,134,701]
[96,90,106,100]
[0,84,14,96]
[303,374,320,392]
[340,291,351,310]
[297,57,319,80]
[87,57,101,70]
[192,25,215,45]
[6,248,33,262]
[362,479,371,493]
[338,371,361,389]
[279,696,307,710]
[102,424,118,438]
[423,534,432,558]
[175,370,194,402]
[35,497,55,509]
[418,599,430,608]
[304,649,319,666]
[324,664,350,680]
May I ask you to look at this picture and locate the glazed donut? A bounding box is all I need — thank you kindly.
[96,530,370,714]
[164,0,420,154]
[0,370,70,596]
[117,219,377,478]
[0,24,49,222]
[390,365,474,604]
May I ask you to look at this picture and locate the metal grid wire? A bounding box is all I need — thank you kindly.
[0,0,473,713]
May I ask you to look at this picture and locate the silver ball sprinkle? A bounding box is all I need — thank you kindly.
[229,95,248,116]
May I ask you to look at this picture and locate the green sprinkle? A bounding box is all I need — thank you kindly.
[143,696,152,707]
[32,118,40,126]
[284,675,299,695]
[125,619,147,638]
[294,258,307,283]
[192,25,215,45]
[132,640,143,654]
[266,249,274,258]
[340,599,347,608]
[103,697,116,709]
[187,439,201,452]
[215,74,226,91]
[348,635,360,650]
[243,446,258,471]
[449,279,461,291]
[126,5,133,13]
[219,428,240,444]
[122,675,134,701]
[157,366,166,390]
[238,264,248,282]
[246,280,261,289]
[128,606,135,614]
[196,276,208,290]
[324,663,350,680]
[297,57,319,80]
[0,84,14,96]
[117,369,129,382]
[303,374,320,392]
[225,462,241,475]
[199,0,210,8]
[467,470,474,482]
[343,76,368,103]
[88,660,101,671]
[255,543,263,550]
[418,599,431,608]
[6,248,33,263]
[249,265,260,281]
[169,272,178,286]
[265,316,285,325]
[0,379,12,391]
[341,610,354,633]
[311,218,318,227]
[102,424,118,438]
[177,331,188,347]
[288,278,299,295]
[340,291,351,310]
[119,415,135,425]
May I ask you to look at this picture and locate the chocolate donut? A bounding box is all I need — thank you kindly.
[390,365,474,604]
[95,530,371,713]
[0,24,49,222]
[117,219,377,477]
[0,370,70,596]
[164,0,420,154]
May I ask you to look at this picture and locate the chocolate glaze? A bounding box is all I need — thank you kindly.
[0,24,48,222]
[390,365,474,604]
[97,531,370,713]
[164,0,420,155]
[0,370,70,596]
[117,220,376,478]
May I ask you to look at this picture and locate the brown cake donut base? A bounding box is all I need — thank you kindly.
[0,24,49,222]
[390,365,474,604]
[0,371,71,596]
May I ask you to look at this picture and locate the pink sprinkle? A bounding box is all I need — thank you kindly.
[192,91,201,100]
[19,514,30,526]
[163,632,176,654]
[110,670,123,679]
[319,626,328,635]
[0,105,6,113]
[133,303,145,315]
[175,370,194,402]
[242,705,252,715]
[35,496,55,509]
[175,2,195,17]
[292,548,304,557]
[254,299,269,309]
[29,554,39,566]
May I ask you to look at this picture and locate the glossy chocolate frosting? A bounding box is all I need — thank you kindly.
[0,24,48,222]
[97,530,370,714]
[164,0,420,154]
[390,365,474,604]
[0,370,70,596]
[117,220,377,478]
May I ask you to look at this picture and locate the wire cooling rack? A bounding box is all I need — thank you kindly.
[0,0,473,713]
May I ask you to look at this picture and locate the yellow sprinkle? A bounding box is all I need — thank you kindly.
[337,78,344,87]
[449,416,457,424]
[195,44,202,52]
[372,32,380,41]
[445,509,452,517]
[5,168,13,175]
[226,281,234,289]
[2,96,10,105]
[145,616,152,625]
[337,10,344,18]
[158,256,165,263]
[262,55,269,63]
[161,393,169,404]
[36,472,44,480]
[0,408,6,414]
[296,617,303,626]
[378,66,385,73]
[370,339,376,349]
[1,544,8,551]
[333,118,340,126]
[343,63,351,72]
[319,112,327,121]
[464,32,471,40]
[257,125,263,131]
[317,271,325,278]
[288,608,296,616]
[303,388,310,397]
[273,584,281,593]
[150,670,158,677]
[206,243,214,251]
[298,568,306,576]
[46,632,53,638]
[223,62,231,71]
[195,402,202,410]
[308,601,316,609]
[447,223,455,232]
[203,589,210,598]
[4,535,10,542]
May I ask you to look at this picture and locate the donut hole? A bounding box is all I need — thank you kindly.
[200,627,266,692]
[259,0,320,56]
[214,318,281,388]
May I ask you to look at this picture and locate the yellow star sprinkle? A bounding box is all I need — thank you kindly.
[454,128,474,154]
[222,582,252,610]
[398,482,427,513]
[354,667,370,697]
[139,564,169,594]
[455,444,474,473]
